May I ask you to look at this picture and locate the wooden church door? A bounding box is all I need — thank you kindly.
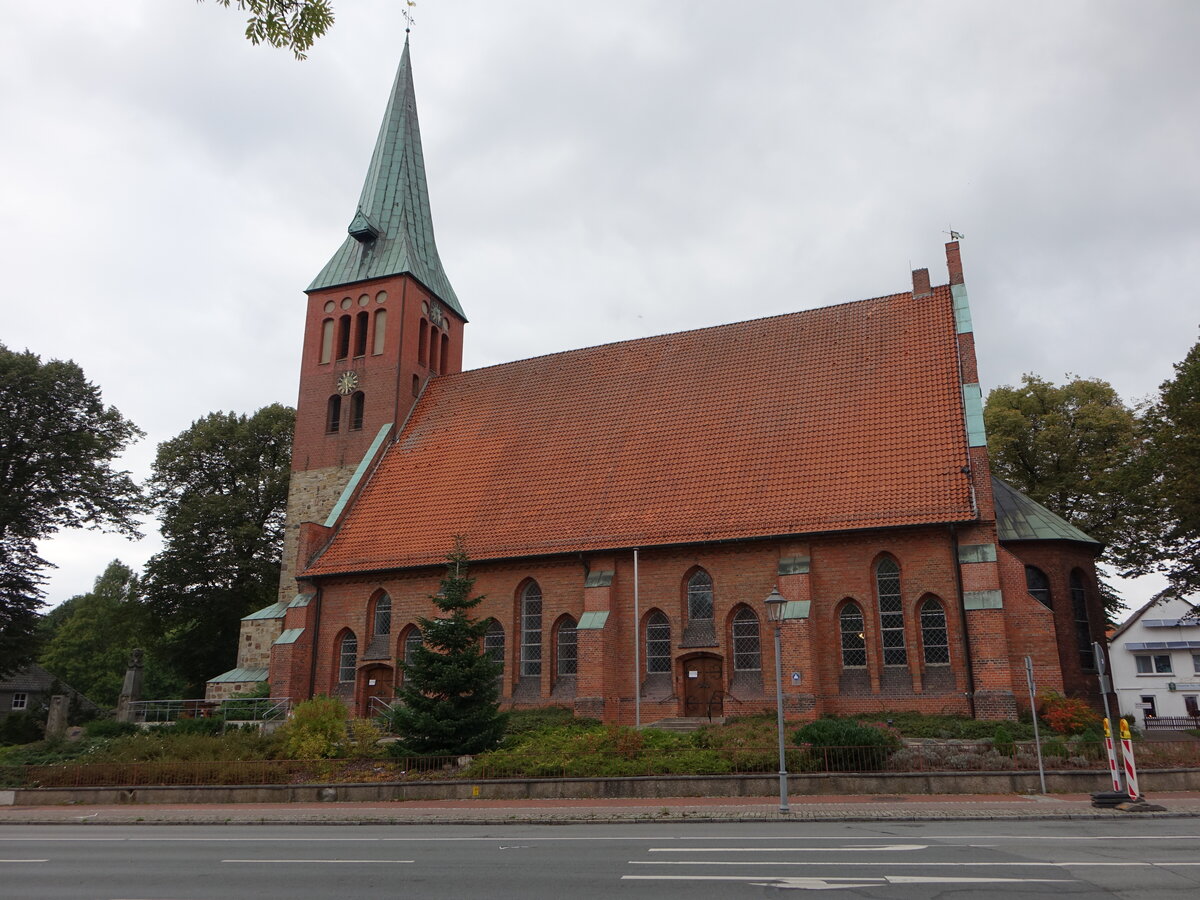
[682,655,724,718]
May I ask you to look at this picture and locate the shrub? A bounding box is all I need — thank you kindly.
[0,712,45,746]
[169,716,226,736]
[345,719,385,758]
[277,697,348,759]
[1038,691,1101,735]
[84,719,139,739]
[793,718,900,772]
[992,725,1015,758]
[1042,739,1069,759]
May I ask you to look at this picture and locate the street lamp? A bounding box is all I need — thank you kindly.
[764,588,789,814]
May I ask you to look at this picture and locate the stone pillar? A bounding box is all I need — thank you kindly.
[115,648,145,723]
[45,695,68,739]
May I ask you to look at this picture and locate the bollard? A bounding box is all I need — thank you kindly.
[1103,718,1122,792]
[1119,718,1140,802]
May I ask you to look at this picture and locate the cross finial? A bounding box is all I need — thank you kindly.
[403,0,417,33]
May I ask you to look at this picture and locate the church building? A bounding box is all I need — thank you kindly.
[207,40,1108,724]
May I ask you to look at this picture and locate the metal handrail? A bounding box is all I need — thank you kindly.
[125,697,292,723]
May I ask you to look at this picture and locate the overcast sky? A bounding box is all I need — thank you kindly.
[3,1,1196,616]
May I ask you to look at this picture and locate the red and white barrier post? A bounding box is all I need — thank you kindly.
[1119,718,1140,801]
[1102,718,1122,792]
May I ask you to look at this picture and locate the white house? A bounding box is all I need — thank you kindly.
[1110,593,1200,728]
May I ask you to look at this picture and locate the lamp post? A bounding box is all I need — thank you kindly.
[764,588,788,813]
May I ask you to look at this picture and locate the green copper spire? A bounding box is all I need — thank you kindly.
[308,38,463,317]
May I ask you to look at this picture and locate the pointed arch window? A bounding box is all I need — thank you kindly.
[326,395,342,433]
[403,627,423,667]
[687,570,714,622]
[645,611,671,673]
[337,632,357,682]
[372,594,392,638]
[840,602,867,668]
[556,616,578,676]
[876,557,907,666]
[920,598,949,665]
[732,607,761,672]
[349,391,365,431]
[1026,566,1052,608]
[484,620,505,675]
[520,581,543,677]
[1071,570,1094,670]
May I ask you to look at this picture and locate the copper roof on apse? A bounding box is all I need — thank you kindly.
[305,286,974,575]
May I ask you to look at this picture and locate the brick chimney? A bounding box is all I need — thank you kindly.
[911,267,932,298]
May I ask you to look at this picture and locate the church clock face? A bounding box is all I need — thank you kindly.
[336,371,359,395]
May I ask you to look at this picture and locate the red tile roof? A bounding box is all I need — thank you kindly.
[305,286,974,575]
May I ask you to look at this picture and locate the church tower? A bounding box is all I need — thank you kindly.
[277,37,465,602]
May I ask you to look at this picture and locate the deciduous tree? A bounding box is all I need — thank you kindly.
[199,0,335,59]
[142,404,293,693]
[0,344,144,676]
[390,541,506,756]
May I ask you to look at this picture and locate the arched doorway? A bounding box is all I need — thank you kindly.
[681,654,724,719]
[359,664,394,718]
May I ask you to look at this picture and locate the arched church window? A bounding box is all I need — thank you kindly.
[687,570,714,622]
[319,318,334,364]
[1071,569,1094,670]
[354,311,369,357]
[920,598,949,665]
[645,611,671,673]
[520,581,543,677]
[556,616,578,676]
[372,308,387,355]
[484,620,505,676]
[326,395,341,433]
[1026,566,1052,609]
[336,315,351,360]
[350,391,365,431]
[403,627,423,667]
[337,632,357,682]
[732,607,761,672]
[876,557,907,666]
[839,602,867,668]
[372,594,391,637]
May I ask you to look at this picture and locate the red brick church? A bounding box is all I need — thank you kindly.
[207,40,1107,724]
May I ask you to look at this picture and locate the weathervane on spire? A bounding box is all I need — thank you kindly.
[403,0,417,33]
[945,227,965,241]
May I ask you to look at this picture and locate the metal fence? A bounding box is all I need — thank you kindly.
[4,739,1198,789]
[124,697,292,724]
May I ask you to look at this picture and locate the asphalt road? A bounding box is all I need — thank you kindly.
[4,820,1200,898]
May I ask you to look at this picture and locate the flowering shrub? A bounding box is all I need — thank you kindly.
[1038,690,1100,735]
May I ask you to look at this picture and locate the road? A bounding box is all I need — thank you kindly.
[3,819,1200,898]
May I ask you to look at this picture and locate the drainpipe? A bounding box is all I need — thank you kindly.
[307,584,324,701]
[633,548,641,729]
[949,525,977,718]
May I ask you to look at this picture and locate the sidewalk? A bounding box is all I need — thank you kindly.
[3,792,1200,826]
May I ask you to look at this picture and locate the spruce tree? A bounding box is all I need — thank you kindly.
[391,541,506,755]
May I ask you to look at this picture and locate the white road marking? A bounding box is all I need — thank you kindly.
[624,875,1073,886]
[649,845,926,852]
[0,859,47,863]
[222,859,413,864]
[631,860,1157,867]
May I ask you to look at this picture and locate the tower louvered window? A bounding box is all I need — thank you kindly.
[876,558,907,666]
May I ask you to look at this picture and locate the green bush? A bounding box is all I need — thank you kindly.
[0,712,45,746]
[793,718,900,772]
[992,725,1015,758]
[84,719,139,739]
[855,711,1036,741]
[277,697,348,759]
[1041,739,1069,759]
[168,717,226,736]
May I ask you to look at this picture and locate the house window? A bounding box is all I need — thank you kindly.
[1135,654,1173,675]
[11,692,27,711]
[1141,695,1158,719]
[920,598,950,665]
[1193,653,1200,675]
[520,581,543,677]
[484,620,505,675]
[338,633,357,682]
[876,557,907,666]
[326,395,342,433]
[557,616,578,677]
[687,570,714,622]
[1186,695,1200,718]
[1070,570,1094,670]
[1026,566,1051,609]
[645,611,671,673]
[373,594,392,637]
[731,607,761,671]
[839,602,867,668]
[349,391,365,431]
